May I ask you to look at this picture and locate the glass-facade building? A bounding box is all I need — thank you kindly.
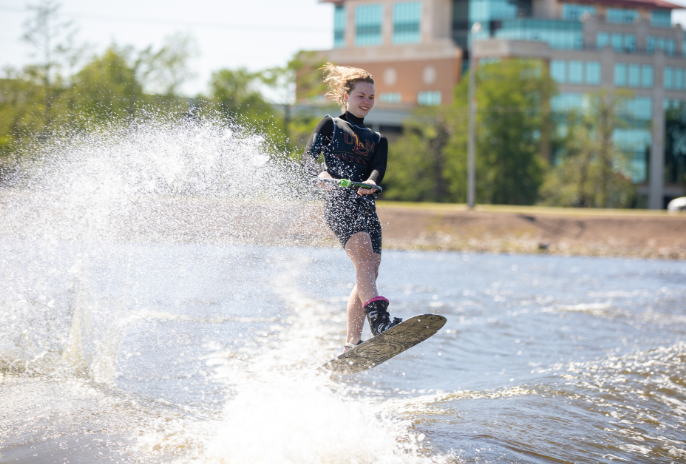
[322,0,686,207]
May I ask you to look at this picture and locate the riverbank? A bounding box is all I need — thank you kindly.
[377,202,686,259]
[1,190,684,259]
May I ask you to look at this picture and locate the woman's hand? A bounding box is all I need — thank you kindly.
[317,171,334,190]
[358,179,377,196]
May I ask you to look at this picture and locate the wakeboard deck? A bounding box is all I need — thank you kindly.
[320,314,447,375]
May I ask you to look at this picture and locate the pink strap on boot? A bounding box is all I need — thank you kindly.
[364,296,389,307]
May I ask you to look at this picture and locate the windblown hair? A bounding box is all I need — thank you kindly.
[321,62,374,111]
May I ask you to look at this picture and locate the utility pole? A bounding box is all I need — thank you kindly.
[467,22,481,210]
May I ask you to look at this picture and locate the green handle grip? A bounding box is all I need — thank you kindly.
[315,178,383,193]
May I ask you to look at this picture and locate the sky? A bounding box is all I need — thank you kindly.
[3,0,686,97]
[0,0,333,96]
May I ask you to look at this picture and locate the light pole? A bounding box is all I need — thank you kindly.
[467,22,481,210]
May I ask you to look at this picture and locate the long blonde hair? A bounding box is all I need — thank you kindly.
[320,62,374,111]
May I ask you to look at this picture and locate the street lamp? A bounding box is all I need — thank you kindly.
[467,21,481,210]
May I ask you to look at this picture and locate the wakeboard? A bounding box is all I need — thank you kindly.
[320,314,447,375]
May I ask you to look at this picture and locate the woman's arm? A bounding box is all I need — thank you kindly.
[358,135,388,195]
[302,116,335,177]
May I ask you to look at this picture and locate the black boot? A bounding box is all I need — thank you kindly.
[364,297,402,336]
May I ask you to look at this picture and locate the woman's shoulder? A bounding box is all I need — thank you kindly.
[311,115,336,136]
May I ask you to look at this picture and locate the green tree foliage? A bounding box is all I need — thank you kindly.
[540,90,636,208]
[384,59,554,205]
[68,48,143,123]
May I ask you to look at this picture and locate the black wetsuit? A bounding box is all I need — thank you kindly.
[302,112,388,254]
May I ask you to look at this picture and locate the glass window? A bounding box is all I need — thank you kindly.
[562,3,596,20]
[647,36,655,54]
[665,67,673,89]
[550,60,566,83]
[417,91,441,106]
[642,65,653,88]
[651,10,671,28]
[379,92,402,104]
[628,64,640,87]
[667,39,675,56]
[615,63,627,86]
[622,97,653,120]
[393,2,422,44]
[586,61,601,85]
[551,92,584,112]
[334,5,346,48]
[607,8,639,24]
[625,34,636,53]
[611,33,623,52]
[597,32,609,48]
[569,60,583,84]
[676,68,683,90]
[356,4,383,46]
[494,18,582,50]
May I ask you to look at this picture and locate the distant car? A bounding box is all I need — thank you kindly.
[667,197,686,213]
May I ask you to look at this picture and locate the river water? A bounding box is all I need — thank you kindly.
[2,240,685,463]
[1,118,685,463]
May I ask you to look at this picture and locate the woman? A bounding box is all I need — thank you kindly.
[302,63,401,352]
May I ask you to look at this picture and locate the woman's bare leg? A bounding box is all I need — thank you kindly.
[344,231,381,345]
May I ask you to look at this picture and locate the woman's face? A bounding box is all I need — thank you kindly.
[345,82,375,118]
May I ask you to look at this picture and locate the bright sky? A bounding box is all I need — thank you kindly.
[0,0,333,96]
[3,0,686,97]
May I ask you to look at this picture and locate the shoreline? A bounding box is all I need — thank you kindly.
[1,189,684,260]
[377,203,686,260]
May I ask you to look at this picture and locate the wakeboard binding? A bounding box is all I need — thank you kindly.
[364,296,402,336]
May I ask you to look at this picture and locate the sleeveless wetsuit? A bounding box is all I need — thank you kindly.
[302,112,388,254]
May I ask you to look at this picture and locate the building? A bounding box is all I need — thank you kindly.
[313,0,686,208]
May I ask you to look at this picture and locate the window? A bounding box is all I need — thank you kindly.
[647,35,675,56]
[622,97,653,121]
[551,92,584,112]
[586,61,601,85]
[334,5,346,48]
[628,64,640,87]
[615,63,627,86]
[393,2,421,44]
[569,61,583,84]
[356,4,383,46]
[417,91,441,106]
[551,60,566,83]
[597,32,609,48]
[562,3,596,20]
[676,68,684,90]
[607,8,638,24]
[665,67,674,89]
[651,10,671,28]
[612,33,626,52]
[494,18,583,50]
[379,92,402,104]
[625,34,636,53]
[642,65,653,88]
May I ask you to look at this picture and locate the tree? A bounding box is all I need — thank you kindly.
[260,51,328,149]
[68,48,143,124]
[133,32,199,97]
[385,59,554,204]
[21,0,86,130]
[540,90,636,208]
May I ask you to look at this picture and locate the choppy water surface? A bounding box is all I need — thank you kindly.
[1,117,685,463]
